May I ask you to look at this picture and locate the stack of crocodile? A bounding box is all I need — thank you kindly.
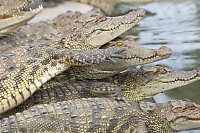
[0,0,200,132]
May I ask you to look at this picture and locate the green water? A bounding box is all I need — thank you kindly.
[118,1,200,132]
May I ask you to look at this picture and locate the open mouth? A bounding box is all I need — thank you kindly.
[0,0,36,15]
[0,5,43,20]
[0,4,43,36]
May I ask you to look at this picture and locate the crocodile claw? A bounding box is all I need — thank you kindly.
[110,89,125,101]
[107,57,117,63]
[109,54,124,59]
[107,47,125,63]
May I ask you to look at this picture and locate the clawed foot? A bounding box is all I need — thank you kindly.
[109,88,125,101]
[87,81,125,101]
[106,47,125,63]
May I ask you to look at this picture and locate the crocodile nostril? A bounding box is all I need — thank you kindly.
[196,68,200,76]
[133,8,140,11]
[197,72,200,76]
[157,46,172,56]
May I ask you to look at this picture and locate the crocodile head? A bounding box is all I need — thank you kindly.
[122,65,200,101]
[140,99,200,132]
[167,99,200,131]
[140,65,200,98]
[70,37,172,80]
[53,8,146,50]
[0,0,43,36]
[101,37,172,69]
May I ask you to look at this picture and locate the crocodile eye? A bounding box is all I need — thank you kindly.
[142,69,157,75]
[140,65,157,74]
[169,99,197,113]
[172,106,184,113]
[159,68,167,73]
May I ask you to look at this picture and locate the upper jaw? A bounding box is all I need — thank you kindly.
[157,67,200,83]
[97,8,146,31]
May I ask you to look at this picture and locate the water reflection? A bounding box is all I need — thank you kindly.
[118,1,200,132]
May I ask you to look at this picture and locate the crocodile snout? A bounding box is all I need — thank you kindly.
[197,68,200,76]
[133,8,146,17]
[157,46,172,56]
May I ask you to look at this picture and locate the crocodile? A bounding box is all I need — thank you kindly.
[1,98,200,132]
[0,9,156,75]
[0,0,43,37]
[2,64,199,119]
[71,37,172,79]
[1,20,172,78]
[0,8,103,54]
[0,8,146,114]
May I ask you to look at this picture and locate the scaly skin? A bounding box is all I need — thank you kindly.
[71,37,172,79]
[0,45,125,114]
[2,65,199,119]
[0,8,145,114]
[1,98,200,132]
[0,0,43,36]
[0,8,144,52]
[0,8,103,54]
[1,9,172,79]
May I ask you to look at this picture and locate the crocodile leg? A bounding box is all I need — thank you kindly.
[84,81,125,100]
[0,46,125,114]
[54,47,125,65]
